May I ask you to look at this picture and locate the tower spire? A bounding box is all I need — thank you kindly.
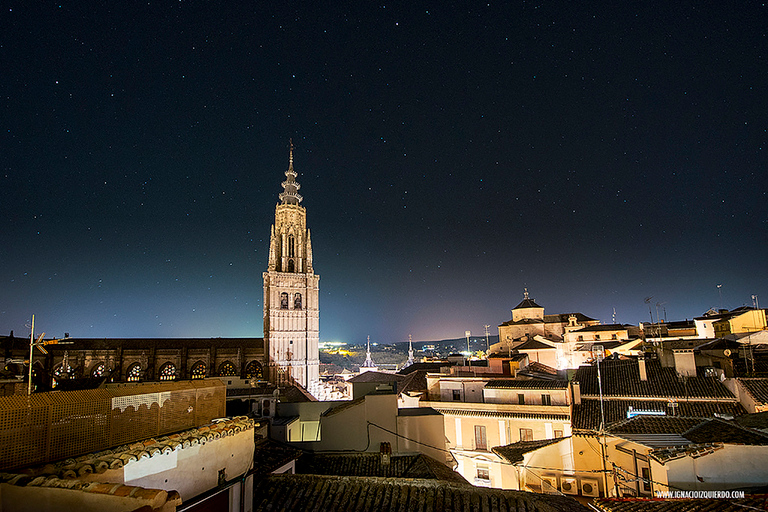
[279,139,303,205]
[404,334,415,368]
[361,335,376,369]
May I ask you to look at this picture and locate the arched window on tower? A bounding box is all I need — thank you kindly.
[280,292,289,309]
[245,360,263,379]
[287,259,295,272]
[288,235,295,258]
[191,361,207,379]
[159,362,177,381]
[294,293,302,310]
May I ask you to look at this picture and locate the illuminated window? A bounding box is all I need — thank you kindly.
[476,466,490,480]
[127,363,141,382]
[554,430,563,438]
[191,361,206,379]
[159,362,177,381]
[52,363,73,388]
[91,362,106,378]
[245,360,263,379]
[218,361,237,377]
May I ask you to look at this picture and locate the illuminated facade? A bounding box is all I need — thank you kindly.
[263,142,320,388]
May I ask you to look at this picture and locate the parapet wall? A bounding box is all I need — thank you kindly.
[0,379,225,470]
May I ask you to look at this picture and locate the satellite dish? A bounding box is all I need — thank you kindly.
[724,349,732,356]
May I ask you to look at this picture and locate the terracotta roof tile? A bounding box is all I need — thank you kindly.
[253,474,590,512]
[493,438,568,464]
[572,399,746,431]
[574,358,735,399]
[738,378,768,404]
[485,379,568,389]
[593,496,768,511]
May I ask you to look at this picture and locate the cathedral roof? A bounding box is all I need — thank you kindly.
[512,289,543,310]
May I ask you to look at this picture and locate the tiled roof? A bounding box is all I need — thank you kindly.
[661,339,715,350]
[399,370,429,395]
[397,361,452,374]
[574,358,736,399]
[571,324,633,332]
[572,399,746,431]
[608,416,703,436]
[433,408,569,421]
[492,438,567,464]
[682,418,768,445]
[738,378,768,404]
[19,417,255,480]
[488,353,529,360]
[348,371,406,384]
[592,496,768,511]
[296,453,467,484]
[513,297,543,310]
[252,439,303,475]
[544,313,597,323]
[484,379,568,389]
[500,318,545,326]
[253,474,590,512]
[650,443,724,463]
[526,361,558,375]
[0,473,182,508]
[514,338,554,350]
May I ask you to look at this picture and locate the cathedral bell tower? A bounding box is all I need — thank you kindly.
[263,141,320,389]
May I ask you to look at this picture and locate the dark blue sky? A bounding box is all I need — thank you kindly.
[2,2,766,343]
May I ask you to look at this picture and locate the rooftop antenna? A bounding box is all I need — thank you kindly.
[717,284,723,309]
[483,325,490,353]
[612,307,616,324]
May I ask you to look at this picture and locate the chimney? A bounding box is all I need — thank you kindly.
[380,442,391,466]
[638,357,648,382]
[572,381,581,405]
[673,350,697,378]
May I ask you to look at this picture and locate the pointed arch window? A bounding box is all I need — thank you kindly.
[53,363,73,387]
[159,362,177,381]
[218,361,237,377]
[91,362,106,378]
[126,363,141,382]
[287,259,295,272]
[280,292,289,309]
[191,361,207,379]
[294,293,302,310]
[245,360,263,379]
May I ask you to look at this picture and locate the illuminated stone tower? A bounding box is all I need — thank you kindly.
[263,141,320,389]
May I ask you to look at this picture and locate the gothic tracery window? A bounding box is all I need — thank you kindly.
[91,362,106,378]
[294,293,302,310]
[191,361,207,379]
[218,361,237,377]
[159,362,177,381]
[245,360,263,379]
[127,363,141,382]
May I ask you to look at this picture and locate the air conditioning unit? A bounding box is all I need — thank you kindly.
[560,476,578,495]
[540,476,558,494]
[580,478,600,497]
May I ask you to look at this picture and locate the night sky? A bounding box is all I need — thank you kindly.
[2,2,766,344]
